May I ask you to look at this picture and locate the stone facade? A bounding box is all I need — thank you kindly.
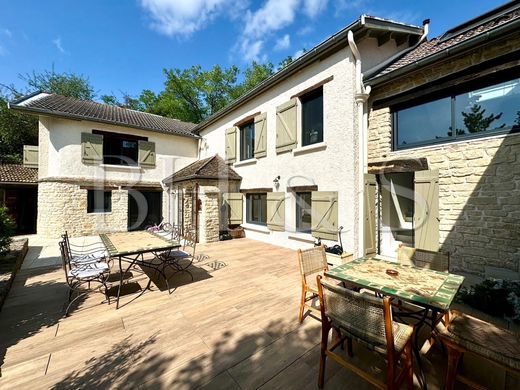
[38,181,128,238]
[198,186,220,244]
[367,37,520,276]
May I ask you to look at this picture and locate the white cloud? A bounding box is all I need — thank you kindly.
[244,0,299,38]
[52,37,66,54]
[274,34,290,51]
[2,28,12,38]
[303,0,327,18]
[140,0,237,37]
[293,48,306,60]
[240,38,265,62]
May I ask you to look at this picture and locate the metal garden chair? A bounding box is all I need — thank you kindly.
[317,275,414,389]
[61,231,107,267]
[159,229,197,281]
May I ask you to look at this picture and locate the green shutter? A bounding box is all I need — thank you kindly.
[81,133,103,165]
[223,192,243,225]
[276,99,297,154]
[364,174,377,255]
[311,191,338,241]
[267,192,285,231]
[138,140,156,168]
[254,112,267,158]
[414,169,439,251]
[225,127,237,164]
[23,145,38,168]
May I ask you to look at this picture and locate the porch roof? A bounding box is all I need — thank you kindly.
[0,164,38,185]
[163,154,242,184]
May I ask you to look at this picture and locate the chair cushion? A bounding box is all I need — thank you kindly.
[71,250,106,265]
[437,311,520,371]
[68,262,109,279]
[168,250,189,259]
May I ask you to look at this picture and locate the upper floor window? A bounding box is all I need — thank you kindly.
[246,193,266,225]
[301,87,323,146]
[92,130,146,166]
[240,121,255,161]
[393,76,520,149]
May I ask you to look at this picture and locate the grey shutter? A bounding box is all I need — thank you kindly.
[225,127,237,163]
[138,141,156,168]
[23,145,39,168]
[81,133,103,165]
[223,193,243,225]
[311,191,338,241]
[254,112,267,158]
[276,99,297,153]
[364,174,377,255]
[414,169,439,251]
[267,192,285,231]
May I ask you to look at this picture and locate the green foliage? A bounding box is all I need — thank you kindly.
[0,206,16,255]
[101,93,145,111]
[20,69,95,100]
[457,278,520,321]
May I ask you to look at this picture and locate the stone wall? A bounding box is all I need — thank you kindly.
[199,186,220,244]
[37,181,128,238]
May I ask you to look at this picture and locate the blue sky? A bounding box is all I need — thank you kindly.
[0,0,508,100]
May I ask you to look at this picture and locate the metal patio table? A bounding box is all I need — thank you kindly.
[100,231,181,309]
[325,256,465,389]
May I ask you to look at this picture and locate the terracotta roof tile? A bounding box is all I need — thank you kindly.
[0,164,38,184]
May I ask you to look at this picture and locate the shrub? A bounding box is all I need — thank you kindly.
[0,206,15,255]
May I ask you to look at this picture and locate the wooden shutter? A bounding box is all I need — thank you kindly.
[138,141,156,168]
[225,127,237,163]
[81,133,103,165]
[311,191,338,241]
[223,193,243,225]
[364,174,377,255]
[267,192,285,231]
[414,169,439,251]
[23,145,38,168]
[254,112,267,158]
[276,98,297,153]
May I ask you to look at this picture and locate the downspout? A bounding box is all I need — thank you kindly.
[348,28,371,258]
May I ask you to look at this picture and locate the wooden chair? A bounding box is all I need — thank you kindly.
[438,310,520,390]
[297,245,329,323]
[397,244,450,273]
[317,275,414,389]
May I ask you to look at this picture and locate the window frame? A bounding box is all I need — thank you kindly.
[87,190,112,214]
[295,191,312,233]
[92,130,147,166]
[300,86,324,147]
[245,192,267,226]
[392,71,520,150]
[239,121,255,161]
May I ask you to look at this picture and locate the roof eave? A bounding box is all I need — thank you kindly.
[163,174,242,184]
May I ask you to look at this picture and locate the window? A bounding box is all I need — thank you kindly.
[393,76,520,149]
[240,121,255,161]
[87,190,112,213]
[301,87,323,146]
[92,130,146,166]
[295,192,312,233]
[246,193,267,225]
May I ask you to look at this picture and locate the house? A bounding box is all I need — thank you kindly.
[364,1,520,275]
[185,15,426,253]
[9,93,199,238]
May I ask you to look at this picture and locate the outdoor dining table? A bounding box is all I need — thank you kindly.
[99,230,181,309]
[325,255,465,389]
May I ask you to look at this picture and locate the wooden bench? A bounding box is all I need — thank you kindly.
[437,310,520,389]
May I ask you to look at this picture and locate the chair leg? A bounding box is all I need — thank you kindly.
[346,336,353,357]
[405,340,414,390]
[298,288,306,323]
[318,322,330,388]
[445,344,463,390]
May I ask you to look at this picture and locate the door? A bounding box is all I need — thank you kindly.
[128,190,163,231]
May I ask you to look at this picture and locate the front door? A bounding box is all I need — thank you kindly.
[128,190,163,231]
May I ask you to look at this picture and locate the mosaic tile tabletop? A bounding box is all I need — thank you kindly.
[100,231,180,257]
[325,257,465,311]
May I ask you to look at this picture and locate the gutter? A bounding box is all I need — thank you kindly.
[367,17,520,86]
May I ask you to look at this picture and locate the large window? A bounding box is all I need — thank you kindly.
[394,76,520,149]
[295,192,312,233]
[93,130,146,166]
[87,190,112,213]
[240,121,255,161]
[246,193,267,225]
[301,87,324,146]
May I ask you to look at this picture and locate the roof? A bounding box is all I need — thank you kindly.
[9,93,198,139]
[193,15,423,133]
[163,155,242,184]
[367,0,520,83]
[0,164,38,184]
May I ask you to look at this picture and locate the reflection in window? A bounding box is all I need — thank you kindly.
[246,193,267,225]
[301,87,324,146]
[295,192,312,233]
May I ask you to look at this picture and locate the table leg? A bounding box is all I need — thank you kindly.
[116,256,123,309]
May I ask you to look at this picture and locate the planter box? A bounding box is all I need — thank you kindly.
[326,251,353,268]
[228,226,245,239]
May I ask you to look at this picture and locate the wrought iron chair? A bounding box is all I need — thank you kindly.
[297,245,329,323]
[61,231,107,267]
[59,240,111,316]
[159,229,197,281]
[397,244,450,273]
[317,275,414,389]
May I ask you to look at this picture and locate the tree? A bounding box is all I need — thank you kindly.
[20,69,95,100]
[231,61,274,99]
[101,93,145,111]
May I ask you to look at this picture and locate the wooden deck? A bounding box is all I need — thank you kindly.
[0,237,514,389]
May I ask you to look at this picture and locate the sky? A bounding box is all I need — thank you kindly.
[0,0,510,101]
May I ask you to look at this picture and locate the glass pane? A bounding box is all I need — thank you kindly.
[240,122,255,161]
[103,137,138,166]
[296,192,312,233]
[455,78,520,136]
[302,88,323,146]
[246,193,266,225]
[396,97,452,147]
[88,190,111,213]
